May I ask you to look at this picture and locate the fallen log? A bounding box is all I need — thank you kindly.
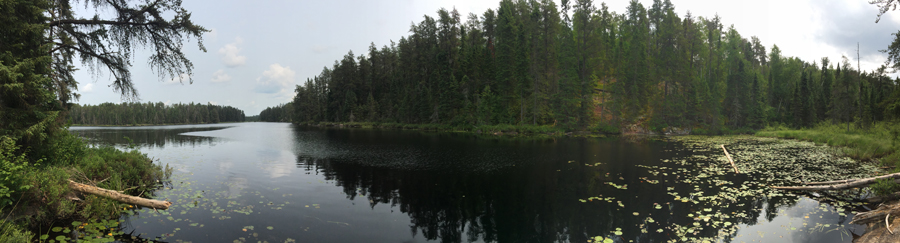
[803,178,860,185]
[852,202,900,225]
[720,145,739,173]
[772,172,900,191]
[68,180,171,209]
[866,191,900,204]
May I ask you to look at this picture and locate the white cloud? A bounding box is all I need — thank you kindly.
[82,83,94,92]
[219,37,247,68]
[254,64,296,95]
[211,69,232,83]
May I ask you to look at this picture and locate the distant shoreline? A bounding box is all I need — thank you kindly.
[69,122,250,127]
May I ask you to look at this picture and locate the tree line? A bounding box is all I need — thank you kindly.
[69,102,246,126]
[274,0,900,132]
[258,103,294,122]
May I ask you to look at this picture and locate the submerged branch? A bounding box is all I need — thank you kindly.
[721,145,739,173]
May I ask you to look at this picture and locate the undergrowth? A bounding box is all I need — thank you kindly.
[756,122,900,166]
[0,132,170,240]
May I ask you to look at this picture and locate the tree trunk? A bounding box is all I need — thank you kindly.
[771,173,900,191]
[802,178,861,185]
[68,180,171,209]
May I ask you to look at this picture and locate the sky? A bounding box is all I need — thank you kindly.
[72,0,900,116]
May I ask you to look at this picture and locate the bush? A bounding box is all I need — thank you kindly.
[0,136,34,207]
[872,178,900,197]
[589,123,620,134]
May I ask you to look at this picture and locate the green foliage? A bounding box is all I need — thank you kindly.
[22,143,169,224]
[872,178,900,197]
[259,102,293,122]
[0,137,33,207]
[0,220,32,242]
[756,122,900,166]
[280,0,900,135]
[589,123,620,134]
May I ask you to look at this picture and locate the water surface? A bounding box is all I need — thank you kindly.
[70,123,865,243]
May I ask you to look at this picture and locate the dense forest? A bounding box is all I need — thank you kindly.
[258,103,294,122]
[273,0,900,133]
[69,102,246,126]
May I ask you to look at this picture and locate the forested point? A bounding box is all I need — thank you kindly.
[264,0,900,133]
[258,103,293,123]
[69,102,246,126]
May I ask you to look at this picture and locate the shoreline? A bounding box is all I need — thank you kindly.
[69,121,248,127]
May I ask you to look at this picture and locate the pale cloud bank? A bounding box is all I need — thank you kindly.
[82,83,94,92]
[254,63,296,95]
[211,69,232,83]
[219,37,247,68]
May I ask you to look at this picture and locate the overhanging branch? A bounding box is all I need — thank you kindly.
[49,19,163,27]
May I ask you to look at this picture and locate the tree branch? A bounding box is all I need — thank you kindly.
[49,19,163,27]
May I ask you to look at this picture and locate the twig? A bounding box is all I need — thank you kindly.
[96,177,111,185]
[888,213,894,235]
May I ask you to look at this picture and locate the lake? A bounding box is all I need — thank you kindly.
[69,122,868,243]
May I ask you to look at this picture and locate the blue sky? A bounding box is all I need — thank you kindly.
[72,0,900,115]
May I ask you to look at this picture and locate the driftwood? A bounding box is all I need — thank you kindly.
[866,191,900,204]
[853,202,900,225]
[803,178,860,185]
[772,173,900,191]
[68,180,171,209]
[720,145,739,173]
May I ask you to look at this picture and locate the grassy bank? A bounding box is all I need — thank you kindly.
[296,121,621,136]
[755,122,900,166]
[0,133,170,241]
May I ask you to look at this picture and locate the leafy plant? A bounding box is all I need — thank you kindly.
[0,136,34,206]
[871,178,900,197]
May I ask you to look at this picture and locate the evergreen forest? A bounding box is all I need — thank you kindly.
[271,0,900,133]
[69,102,246,126]
[258,103,294,123]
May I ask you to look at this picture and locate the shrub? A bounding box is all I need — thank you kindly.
[872,178,900,197]
[0,136,34,207]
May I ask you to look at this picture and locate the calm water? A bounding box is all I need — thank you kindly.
[69,123,865,243]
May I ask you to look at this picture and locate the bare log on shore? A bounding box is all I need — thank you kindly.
[803,178,861,185]
[68,180,171,209]
[772,173,900,191]
[853,203,900,225]
[720,145,739,173]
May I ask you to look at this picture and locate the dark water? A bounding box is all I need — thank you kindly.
[69,123,864,243]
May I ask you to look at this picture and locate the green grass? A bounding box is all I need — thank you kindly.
[755,122,900,166]
[0,219,32,242]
